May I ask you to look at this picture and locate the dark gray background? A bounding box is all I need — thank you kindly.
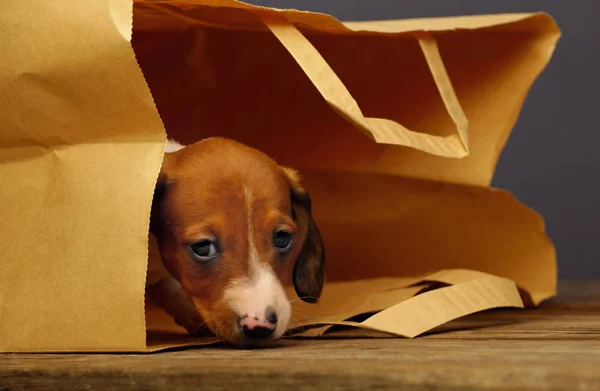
[247,0,599,280]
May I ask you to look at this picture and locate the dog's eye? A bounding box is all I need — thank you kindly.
[273,230,293,253]
[189,240,218,262]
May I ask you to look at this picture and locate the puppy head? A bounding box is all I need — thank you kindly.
[151,137,325,346]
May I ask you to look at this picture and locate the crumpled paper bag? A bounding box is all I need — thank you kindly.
[0,0,559,352]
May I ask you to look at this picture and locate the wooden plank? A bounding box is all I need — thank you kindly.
[1,280,599,391]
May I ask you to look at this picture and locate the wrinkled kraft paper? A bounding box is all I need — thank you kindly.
[0,0,560,352]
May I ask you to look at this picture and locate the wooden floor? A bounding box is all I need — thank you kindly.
[1,280,599,391]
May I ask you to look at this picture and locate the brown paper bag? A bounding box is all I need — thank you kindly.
[0,0,560,352]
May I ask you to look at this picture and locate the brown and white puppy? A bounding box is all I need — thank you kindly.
[145,137,325,347]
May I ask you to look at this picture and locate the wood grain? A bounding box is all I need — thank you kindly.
[1,280,599,391]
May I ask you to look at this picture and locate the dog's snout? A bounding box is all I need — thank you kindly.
[239,307,279,340]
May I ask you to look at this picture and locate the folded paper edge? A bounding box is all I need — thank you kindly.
[288,276,524,339]
[363,276,525,338]
[137,1,559,37]
[118,0,171,351]
[341,12,560,35]
[287,272,524,329]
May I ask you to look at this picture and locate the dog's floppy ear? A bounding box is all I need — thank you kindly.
[282,167,325,304]
[150,152,175,236]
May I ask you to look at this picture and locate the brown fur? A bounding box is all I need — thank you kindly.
[149,137,324,345]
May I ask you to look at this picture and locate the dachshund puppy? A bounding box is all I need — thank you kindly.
[145,137,325,347]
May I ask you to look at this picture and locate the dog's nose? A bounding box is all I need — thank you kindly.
[239,308,278,340]
[266,308,278,325]
[242,323,274,339]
